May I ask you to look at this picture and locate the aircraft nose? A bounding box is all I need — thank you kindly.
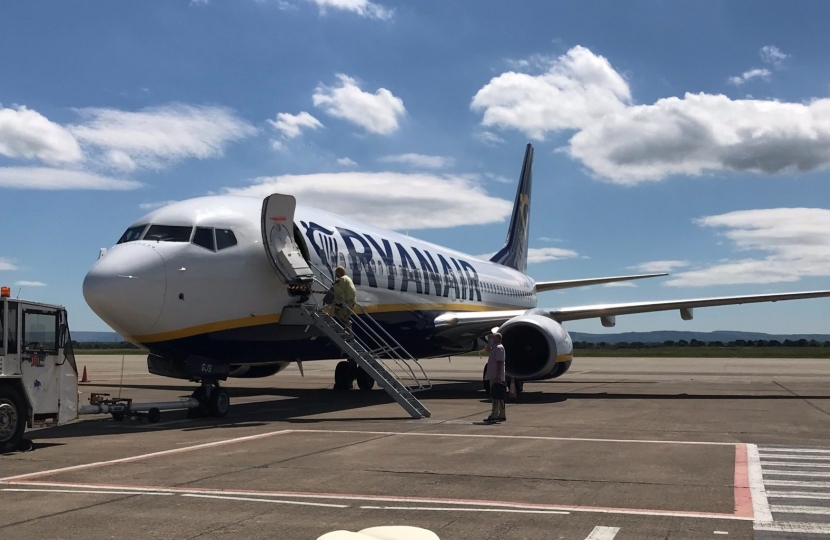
[83,244,167,337]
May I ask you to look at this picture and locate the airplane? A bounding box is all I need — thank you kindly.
[83,144,830,417]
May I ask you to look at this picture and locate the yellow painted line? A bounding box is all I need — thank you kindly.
[134,302,507,343]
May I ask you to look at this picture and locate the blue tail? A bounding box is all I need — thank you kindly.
[490,144,533,274]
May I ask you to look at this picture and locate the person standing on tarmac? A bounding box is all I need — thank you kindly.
[484,332,507,423]
[332,266,357,339]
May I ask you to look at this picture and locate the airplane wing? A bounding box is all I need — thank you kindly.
[535,273,667,292]
[433,290,830,336]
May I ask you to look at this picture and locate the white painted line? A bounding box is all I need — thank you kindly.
[747,444,773,523]
[762,462,830,468]
[358,506,569,515]
[754,521,830,534]
[181,494,349,508]
[0,429,292,482]
[759,454,830,461]
[3,480,753,520]
[584,526,620,540]
[767,491,830,500]
[760,448,830,454]
[765,480,830,488]
[713,532,728,535]
[1,488,172,496]
[770,505,830,515]
[764,470,830,478]
[295,428,736,446]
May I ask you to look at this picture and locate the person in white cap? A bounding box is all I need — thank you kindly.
[484,330,506,423]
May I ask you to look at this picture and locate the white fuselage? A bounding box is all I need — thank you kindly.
[83,195,537,364]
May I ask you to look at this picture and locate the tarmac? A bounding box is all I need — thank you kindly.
[4,354,830,540]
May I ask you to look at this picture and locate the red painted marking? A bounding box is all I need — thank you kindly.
[733,443,753,517]
[271,217,287,222]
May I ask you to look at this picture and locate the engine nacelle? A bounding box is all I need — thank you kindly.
[499,314,573,380]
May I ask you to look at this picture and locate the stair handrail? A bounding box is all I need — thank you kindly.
[304,262,431,391]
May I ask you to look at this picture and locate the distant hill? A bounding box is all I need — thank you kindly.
[71,331,125,342]
[71,329,830,345]
[571,330,830,344]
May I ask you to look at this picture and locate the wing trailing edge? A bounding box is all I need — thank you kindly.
[535,273,668,292]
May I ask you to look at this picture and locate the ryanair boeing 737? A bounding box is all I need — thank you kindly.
[83,145,830,417]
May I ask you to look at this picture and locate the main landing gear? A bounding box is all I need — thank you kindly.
[187,380,230,418]
[334,360,375,391]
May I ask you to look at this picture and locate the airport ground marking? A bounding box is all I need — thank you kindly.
[583,526,620,540]
[1,488,173,496]
[760,461,830,468]
[753,521,830,534]
[0,480,755,520]
[181,493,349,508]
[765,480,830,488]
[733,444,754,519]
[766,491,830,500]
[763,470,830,478]
[357,506,570,515]
[746,443,773,522]
[0,429,292,483]
[760,448,830,454]
[758,454,830,460]
[769,505,830,515]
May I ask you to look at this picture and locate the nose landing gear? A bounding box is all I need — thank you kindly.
[188,381,230,418]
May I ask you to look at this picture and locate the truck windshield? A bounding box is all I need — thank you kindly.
[117,225,147,244]
[144,225,193,242]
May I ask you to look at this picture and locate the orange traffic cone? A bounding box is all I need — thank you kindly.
[81,366,88,383]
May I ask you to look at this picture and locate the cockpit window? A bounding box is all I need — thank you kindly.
[216,229,237,250]
[117,225,147,244]
[144,225,193,242]
[192,227,215,251]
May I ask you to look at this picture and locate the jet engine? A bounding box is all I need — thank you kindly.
[498,314,573,380]
[228,363,290,378]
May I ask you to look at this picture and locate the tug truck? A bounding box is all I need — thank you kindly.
[0,286,79,453]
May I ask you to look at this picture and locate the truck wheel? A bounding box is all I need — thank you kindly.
[0,385,26,454]
[147,408,161,424]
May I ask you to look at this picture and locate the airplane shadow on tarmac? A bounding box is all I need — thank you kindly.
[25,379,830,443]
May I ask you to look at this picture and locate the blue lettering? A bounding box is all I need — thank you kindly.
[396,243,422,294]
[336,228,377,288]
[364,234,395,290]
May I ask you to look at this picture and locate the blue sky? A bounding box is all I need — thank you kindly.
[3,0,830,334]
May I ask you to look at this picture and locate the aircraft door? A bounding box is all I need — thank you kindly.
[261,194,314,285]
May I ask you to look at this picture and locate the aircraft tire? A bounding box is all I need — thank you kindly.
[334,361,354,390]
[355,368,375,391]
[208,390,230,418]
[147,408,162,424]
[0,385,26,454]
[482,366,490,396]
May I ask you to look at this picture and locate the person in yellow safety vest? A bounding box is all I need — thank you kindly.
[332,266,357,339]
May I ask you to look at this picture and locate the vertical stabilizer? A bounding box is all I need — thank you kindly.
[489,144,533,274]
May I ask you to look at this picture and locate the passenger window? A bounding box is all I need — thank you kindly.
[145,225,193,242]
[7,302,17,354]
[338,253,346,268]
[192,227,215,251]
[117,224,147,244]
[23,310,57,352]
[216,229,237,250]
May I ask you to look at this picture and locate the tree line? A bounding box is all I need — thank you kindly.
[574,339,830,349]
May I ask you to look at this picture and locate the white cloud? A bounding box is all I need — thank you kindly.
[378,153,454,169]
[760,45,788,68]
[0,258,18,271]
[313,74,405,135]
[0,167,141,190]
[69,104,257,170]
[727,68,772,86]
[471,45,631,139]
[604,281,636,288]
[484,172,512,184]
[15,281,46,287]
[307,0,392,20]
[337,157,357,166]
[473,45,830,184]
[268,111,323,139]
[667,208,830,287]
[139,200,178,211]
[104,149,137,172]
[527,247,579,263]
[0,106,82,164]
[270,139,284,151]
[478,247,579,263]
[538,236,563,243]
[631,260,690,273]
[224,172,511,230]
[474,131,505,146]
